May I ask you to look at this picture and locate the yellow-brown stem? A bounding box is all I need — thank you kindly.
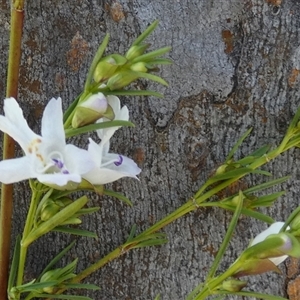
[0,3,24,298]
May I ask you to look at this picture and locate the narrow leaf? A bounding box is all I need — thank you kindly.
[23,196,88,247]
[38,241,76,280]
[63,94,82,123]
[134,71,168,86]
[126,224,137,242]
[207,167,254,184]
[244,176,290,194]
[65,120,134,138]
[216,290,288,300]
[249,144,270,157]
[206,191,244,280]
[131,47,172,63]
[63,283,100,290]
[7,235,21,290]
[104,89,164,98]
[84,34,110,90]
[36,294,93,300]
[132,20,159,46]
[53,226,98,238]
[250,191,285,207]
[103,189,133,206]
[226,128,252,162]
[18,281,57,292]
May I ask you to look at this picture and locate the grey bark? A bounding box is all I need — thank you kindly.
[1,0,300,299]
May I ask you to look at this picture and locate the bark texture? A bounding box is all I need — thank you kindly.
[1,0,300,299]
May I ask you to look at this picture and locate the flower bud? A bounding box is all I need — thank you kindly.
[93,54,127,82]
[130,62,147,73]
[222,279,247,292]
[107,70,139,90]
[72,93,115,128]
[40,270,59,293]
[40,200,61,222]
[54,197,73,208]
[125,43,150,60]
[215,164,228,175]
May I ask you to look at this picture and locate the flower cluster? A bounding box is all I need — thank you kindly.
[0,96,140,188]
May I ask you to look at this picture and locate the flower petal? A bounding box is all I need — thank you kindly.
[0,156,34,183]
[0,98,38,153]
[37,173,82,186]
[250,222,286,245]
[96,95,129,143]
[63,144,95,175]
[41,98,65,146]
[83,154,141,185]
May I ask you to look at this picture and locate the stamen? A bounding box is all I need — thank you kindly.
[52,158,64,169]
[114,155,123,166]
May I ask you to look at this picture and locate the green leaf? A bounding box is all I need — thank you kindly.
[250,191,285,208]
[38,241,76,281]
[65,120,134,138]
[64,283,100,290]
[154,294,161,300]
[74,207,100,216]
[146,58,173,66]
[134,71,168,86]
[252,169,272,176]
[132,20,159,46]
[244,176,290,194]
[23,196,88,247]
[206,191,244,280]
[225,128,252,162]
[128,233,168,249]
[53,226,98,238]
[104,89,164,98]
[287,105,300,134]
[216,290,288,300]
[131,47,172,63]
[126,224,137,242]
[16,281,57,292]
[7,235,21,291]
[36,294,94,300]
[202,202,274,224]
[103,189,133,206]
[207,167,254,184]
[84,34,110,90]
[63,94,82,123]
[249,144,271,157]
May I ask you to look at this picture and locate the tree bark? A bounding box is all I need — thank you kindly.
[1,0,300,299]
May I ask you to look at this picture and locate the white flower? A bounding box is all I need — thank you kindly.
[82,138,141,185]
[96,95,129,144]
[0,97,94,186]
[250,222,288,265]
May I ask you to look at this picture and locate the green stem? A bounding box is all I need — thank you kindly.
[53,119,300,296]
[190,261,242,300]
[16,187,42,288]
[0,1,25,297]
[216,290,288,300]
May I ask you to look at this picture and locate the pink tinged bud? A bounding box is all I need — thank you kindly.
[232,222,300,277]
[72,93,115,128]
[80,93,108,113]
